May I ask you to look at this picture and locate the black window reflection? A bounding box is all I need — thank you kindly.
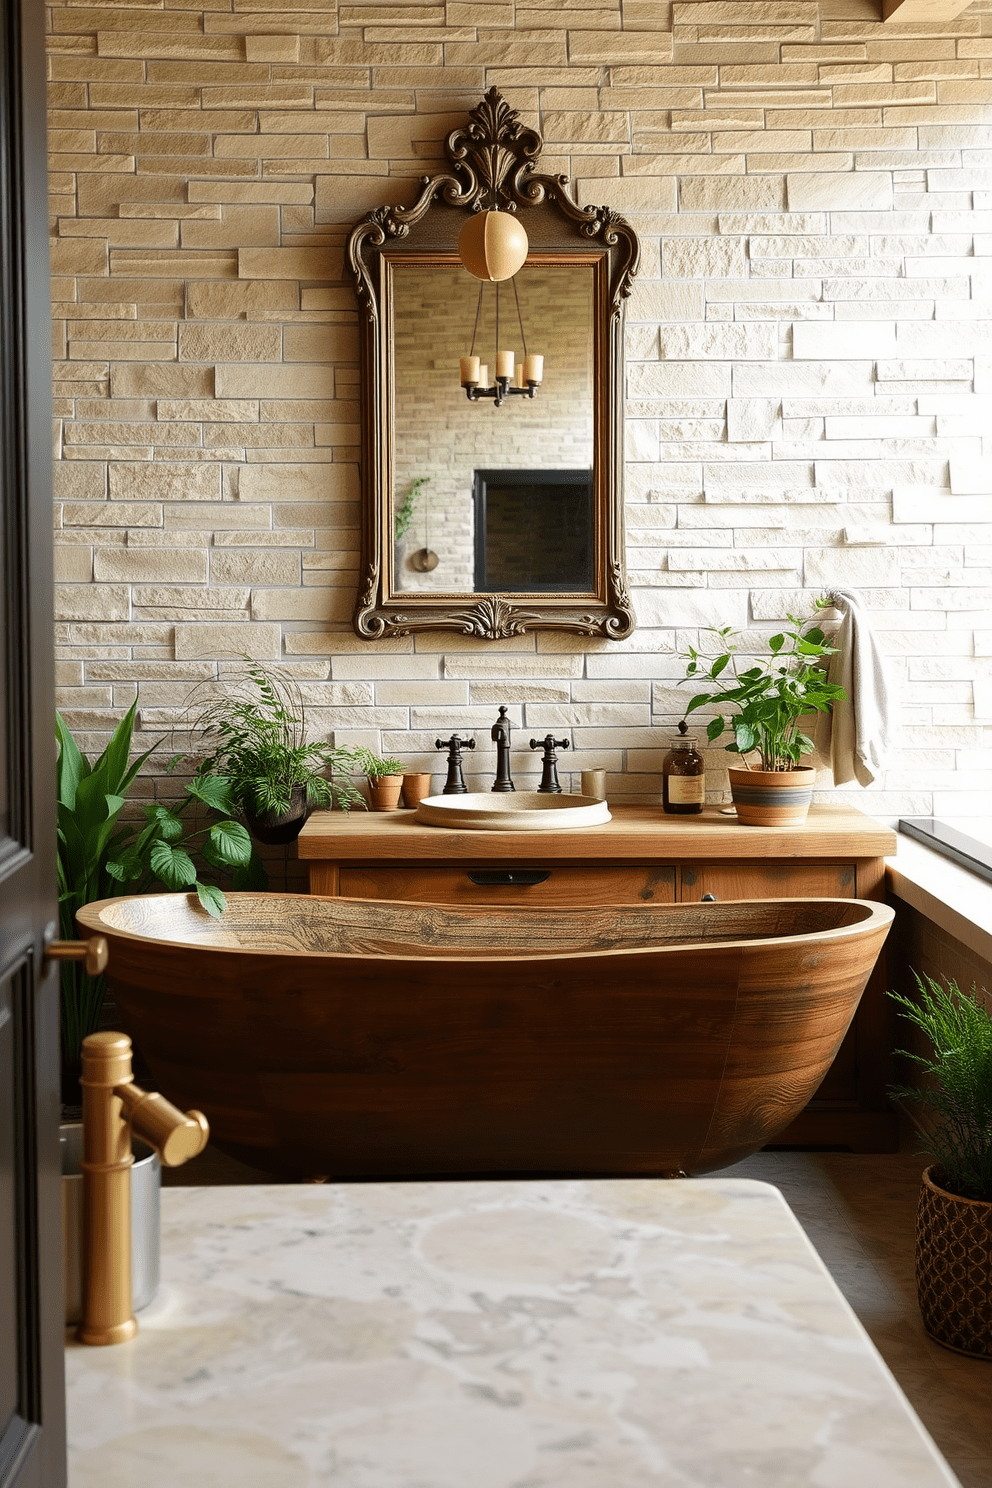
[473,469,594,593]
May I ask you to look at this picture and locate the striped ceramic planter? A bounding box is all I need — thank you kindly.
[727,766,816,827]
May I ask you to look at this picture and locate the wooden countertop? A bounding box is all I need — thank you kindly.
[298,802,897,864]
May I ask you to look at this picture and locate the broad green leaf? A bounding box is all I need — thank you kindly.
[157,813,183,843]
[706,716,725,743]
[93,697,138,793]
[768,633,785,653]
[55,712,86,808]
[188,772,236,814]
[710,654,731,678]
[684,693,712,716]
[195,881,226,919]
[209,819,253,867]
[148,840,197,890]
[734,722,756,754]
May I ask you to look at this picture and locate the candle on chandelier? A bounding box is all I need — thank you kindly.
[460,355,480,387]
[496,349,514,381]
[523,354,544,385]
[478,364,489,389]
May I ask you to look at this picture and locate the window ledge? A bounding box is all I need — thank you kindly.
[886,834,992,968]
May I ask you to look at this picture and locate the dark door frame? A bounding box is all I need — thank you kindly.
[0,0,65,1481]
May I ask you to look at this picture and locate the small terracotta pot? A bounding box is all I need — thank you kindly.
[917,1165,992,1359]
[368,774,404,811]
[401,772,434,809]
[727,766,815,827]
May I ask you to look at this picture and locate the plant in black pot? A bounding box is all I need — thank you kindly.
[888,973,992,1359]
[678,603,846,826]
[186,659,365,845]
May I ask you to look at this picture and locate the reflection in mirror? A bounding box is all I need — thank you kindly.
[391,261,594,596]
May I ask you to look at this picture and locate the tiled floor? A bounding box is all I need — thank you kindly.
[166,1142,992,1486]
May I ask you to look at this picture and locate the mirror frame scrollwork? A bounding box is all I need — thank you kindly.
[347,88,640,641]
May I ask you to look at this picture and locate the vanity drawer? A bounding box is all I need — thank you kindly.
[680,861,856,903]
[338,865,676,907]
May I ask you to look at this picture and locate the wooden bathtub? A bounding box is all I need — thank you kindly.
[77,893,893,1180]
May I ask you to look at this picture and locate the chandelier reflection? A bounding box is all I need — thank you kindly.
[459,277,544,408]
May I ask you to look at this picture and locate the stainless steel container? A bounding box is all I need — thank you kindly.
[60,1121,160,1324]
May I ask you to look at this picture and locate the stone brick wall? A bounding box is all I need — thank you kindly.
[48,0,992,808]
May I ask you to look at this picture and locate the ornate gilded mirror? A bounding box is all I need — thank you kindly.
[347,89,640,641]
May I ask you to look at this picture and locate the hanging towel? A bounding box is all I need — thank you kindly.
[816,588,894,788]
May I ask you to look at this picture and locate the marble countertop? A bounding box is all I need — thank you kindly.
[66,1178,959,1488]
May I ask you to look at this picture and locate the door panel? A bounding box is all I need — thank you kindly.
[0,0,64,1480]
[0,977,16,1438]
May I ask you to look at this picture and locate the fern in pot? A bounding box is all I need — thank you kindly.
[889,974,992,1359]
[186,661,366,844]
[679,606,845,826]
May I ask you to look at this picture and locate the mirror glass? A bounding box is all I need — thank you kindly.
[390,260,595,596]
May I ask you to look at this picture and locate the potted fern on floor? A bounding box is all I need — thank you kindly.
[679,604,846,826]
[186,661,366,844]
[889,973,992,1359]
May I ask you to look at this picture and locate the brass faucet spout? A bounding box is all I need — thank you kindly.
[78,1031,209,1346]
[116,1083,209,1168]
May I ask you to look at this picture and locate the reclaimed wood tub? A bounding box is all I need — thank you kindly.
[77,893,893,1180]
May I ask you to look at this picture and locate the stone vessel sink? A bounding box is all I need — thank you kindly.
[415,791,611,831]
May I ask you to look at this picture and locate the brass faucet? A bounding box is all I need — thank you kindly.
[78,1031,209,1346]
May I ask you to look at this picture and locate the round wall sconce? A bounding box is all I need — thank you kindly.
[457,209,529,282]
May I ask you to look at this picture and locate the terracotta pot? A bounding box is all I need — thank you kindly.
[916,1165,992,1359]
[401,772,434,809]
[727,766,815,827]
[243,784,311,845]
[368,774,404,811]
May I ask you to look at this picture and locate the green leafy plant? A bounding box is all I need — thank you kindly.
[56,700,258,1077]
[185,659,366,817]
[395,476,427,543]
[679,602,846,772]
[888,974,992,1203]
[353,748,404,783]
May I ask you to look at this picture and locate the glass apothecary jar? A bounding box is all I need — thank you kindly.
[662,722,705,816]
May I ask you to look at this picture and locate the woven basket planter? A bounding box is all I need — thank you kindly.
[916,1165,992,1359]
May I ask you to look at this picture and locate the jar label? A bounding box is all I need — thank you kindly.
[668,775,705,805]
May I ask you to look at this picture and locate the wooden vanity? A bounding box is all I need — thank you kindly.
[298,804,899,1153]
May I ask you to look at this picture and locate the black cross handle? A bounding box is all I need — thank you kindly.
[435,733,476,795]
[529,735,570,794]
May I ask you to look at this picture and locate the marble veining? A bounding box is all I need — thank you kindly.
[65,1178,960,1487]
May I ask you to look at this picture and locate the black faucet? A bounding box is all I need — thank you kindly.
[529,735,569,794]
[435,733,475,794]
[490,706,515,792]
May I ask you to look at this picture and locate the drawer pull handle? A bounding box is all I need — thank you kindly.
[701,893,717,903]
[467,870,551,887]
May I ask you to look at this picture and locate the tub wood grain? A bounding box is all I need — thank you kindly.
[77,894,893,1180]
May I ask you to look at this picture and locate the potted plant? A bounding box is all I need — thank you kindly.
[679,604,846,826]
[186,660,366,844]
[56,699,259,1103]
[888,973,992,1359]
[353,748,405,811]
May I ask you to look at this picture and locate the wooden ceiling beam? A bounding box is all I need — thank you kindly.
[883,0,975,19]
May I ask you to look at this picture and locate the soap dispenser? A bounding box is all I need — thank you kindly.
[662,720,705,815]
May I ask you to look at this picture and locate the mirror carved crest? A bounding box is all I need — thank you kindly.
[347,89,640,642]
